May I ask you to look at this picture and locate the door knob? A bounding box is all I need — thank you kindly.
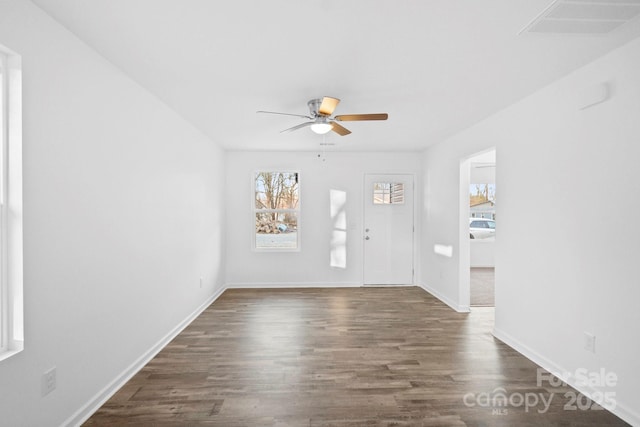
[365,236,370,240]
[365,228,370,232]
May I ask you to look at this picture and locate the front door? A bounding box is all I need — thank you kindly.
[363,174,414,285]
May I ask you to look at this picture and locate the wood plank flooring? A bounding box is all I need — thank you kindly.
[84,287,628,426]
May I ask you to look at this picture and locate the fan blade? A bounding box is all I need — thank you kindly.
[334,113,388,121]
[280,122,313,133]
[331,122,351,136]
[318,97,340,116]
[257,110,312,119]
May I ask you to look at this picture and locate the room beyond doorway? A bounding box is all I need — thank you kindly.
[467,149,496,308]
[471,267,494,307]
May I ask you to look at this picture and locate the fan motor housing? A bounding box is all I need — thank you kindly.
[307,98,324,117]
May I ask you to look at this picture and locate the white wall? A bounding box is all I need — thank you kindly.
[420,37,640,424]
[225,151,421,286]
[470,240,494,268]
[0,1,225,425]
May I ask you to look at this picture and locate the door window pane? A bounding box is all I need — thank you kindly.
[373,182,404,205]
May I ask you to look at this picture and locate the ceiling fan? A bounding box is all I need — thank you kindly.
[257,96,388,136]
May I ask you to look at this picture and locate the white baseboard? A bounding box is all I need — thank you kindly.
[226,281,362,289]
[418,282,470,313]
[493,327,640,427]
[63,285,227,427]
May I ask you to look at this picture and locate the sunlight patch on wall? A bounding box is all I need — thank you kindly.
[330,189,347,269]
[434,244,453,258]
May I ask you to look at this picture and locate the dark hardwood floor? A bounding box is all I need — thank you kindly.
[84,287,628,426]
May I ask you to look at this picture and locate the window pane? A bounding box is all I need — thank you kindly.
[0,60,3,204]
[255,172,298,209]
[390,183,404,204]
[0,58,3,347]
[255,212,298,249]
[373,182,404,204]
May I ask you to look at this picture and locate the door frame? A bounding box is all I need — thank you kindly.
[459,148,496,310]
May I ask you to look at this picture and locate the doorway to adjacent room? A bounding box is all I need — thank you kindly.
[469,150,495,307]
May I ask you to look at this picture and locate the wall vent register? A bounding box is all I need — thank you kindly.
[520,0,640,34]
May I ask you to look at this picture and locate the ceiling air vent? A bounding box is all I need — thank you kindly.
[520,0,640,34]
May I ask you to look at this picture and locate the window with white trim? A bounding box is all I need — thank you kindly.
[254,172,299,250]
[0,45,24,362]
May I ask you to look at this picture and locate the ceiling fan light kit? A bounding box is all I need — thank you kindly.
[257,96,388,137]
[310,122,333,135]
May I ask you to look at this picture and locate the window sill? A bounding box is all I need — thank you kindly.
[0,341,24,363]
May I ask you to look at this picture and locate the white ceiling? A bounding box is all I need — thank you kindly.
[30,0,640,152]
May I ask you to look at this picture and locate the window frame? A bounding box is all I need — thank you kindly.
[252,171,301,252]
[0,45,24,362]
[0,49,5,354]
[373,181,405,205]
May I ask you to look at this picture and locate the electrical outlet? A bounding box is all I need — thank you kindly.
[584,332,596,353]
[42,367,56,396]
